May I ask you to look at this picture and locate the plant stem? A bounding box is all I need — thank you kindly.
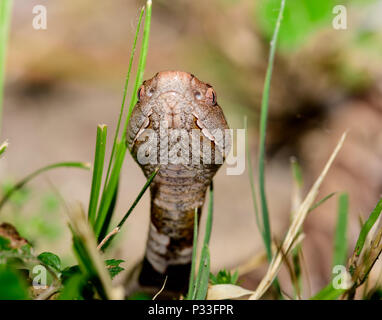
[258,0,286,262]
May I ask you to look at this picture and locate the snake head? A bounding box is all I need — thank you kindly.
[127,71,231,164]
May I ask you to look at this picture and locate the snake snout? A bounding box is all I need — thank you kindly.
[158,91,191,129]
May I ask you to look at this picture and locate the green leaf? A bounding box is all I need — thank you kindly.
[210,269,239,285]
[311,283,345,300]
[61,265,81,282]
[59,273,86,300]
[333,193,349,268]
[105,259,124,267]
[255,0,335,51]
[0,265,29,300]
[108,266,124,279]
[0,235,11,250]
[38,252,61,272]
[105,259,125,279]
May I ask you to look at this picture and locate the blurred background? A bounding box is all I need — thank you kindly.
[1,0,382,298]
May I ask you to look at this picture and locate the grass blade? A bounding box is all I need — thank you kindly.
[250,132,347,300]
[94,141,126,238]
[103,7,144,188]
[97,167,159,251]
[68,206,123,300]
[94,0,152,239]
[116,166,159,229]
[0,140,8,157]
[257,0,286,262]
[97,181,119,242]
[0,0,13,135]
[203,182,214,245]
[88,125,107,226]
[124,0,152,131]
[311,283,345,300]
[245,117,262,234]
[332,192,349,268]
[191,182,214,300]
[353,197,382,256]
[346,221,382,298]
[195,246,210,300]
[186,208,199,299]
[0,161,91,211]
[290,157,303,298]
[309,192,336,213]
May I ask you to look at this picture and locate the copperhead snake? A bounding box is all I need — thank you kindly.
[126,71,230,296]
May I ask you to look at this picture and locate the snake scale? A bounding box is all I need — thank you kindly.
[126,71,230,295]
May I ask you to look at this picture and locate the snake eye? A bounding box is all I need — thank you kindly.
[194,91,202,100]
[137,85,145,101]
[206,87,217,106]
[147,87,155,97]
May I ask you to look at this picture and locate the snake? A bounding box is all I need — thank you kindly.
[126,71,230,295]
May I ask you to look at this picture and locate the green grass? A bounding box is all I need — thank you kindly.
[92,0,152,242]
[103,7,144,189]
[116,167,158,230]
[66,1,154,298]
[186,208,199,299]
[332,193,349,268]
[0,140,8,157]
[245,117,262,234]
[0,0,12,136]
[244,0,286,298]
[67,0,153,298]
[187,183,214,300]
[353,197,382,257]
[88,125,107,226]
[257,0,286,262]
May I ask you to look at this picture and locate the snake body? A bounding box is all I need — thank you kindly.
[126,71,230,294]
